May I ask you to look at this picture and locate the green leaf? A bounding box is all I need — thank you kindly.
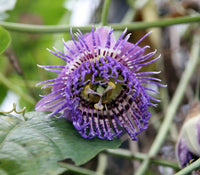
[0,112,121,175]
[0,84,7,104]
[0,27,11,55]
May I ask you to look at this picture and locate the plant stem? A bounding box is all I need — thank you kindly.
[105,149,180,170]
[1,15,200,33]
[58,162,103,175]
[96,153,107,174]
[195,69,200,100]
[101,0,111,25]
[0,72,35,104]
[175,158,200,175]
[136,33,200,175]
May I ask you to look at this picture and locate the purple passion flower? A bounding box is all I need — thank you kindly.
[176,106,200,168]
[35,27,164,140]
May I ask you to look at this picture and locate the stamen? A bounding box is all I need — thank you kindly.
[104,82,116,93]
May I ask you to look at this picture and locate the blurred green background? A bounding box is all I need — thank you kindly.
[0,0,72,111]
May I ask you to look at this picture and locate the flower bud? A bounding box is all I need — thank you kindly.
[176,101,200,168]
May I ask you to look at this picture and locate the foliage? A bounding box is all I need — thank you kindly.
[0,27,10,55]
[0,112,121,175]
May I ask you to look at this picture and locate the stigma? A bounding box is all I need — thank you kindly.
[83,81,116,110]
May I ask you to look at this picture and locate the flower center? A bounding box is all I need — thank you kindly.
[83,81,116,110]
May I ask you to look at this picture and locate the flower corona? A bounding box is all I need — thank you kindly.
[35,27,164,140]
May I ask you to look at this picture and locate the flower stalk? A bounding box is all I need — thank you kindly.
[1,15,200,33]
[175,158,200,175]
[105,149,180,170]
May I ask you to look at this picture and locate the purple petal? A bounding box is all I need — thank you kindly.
[35,27,165,141]
[176,138,192,168]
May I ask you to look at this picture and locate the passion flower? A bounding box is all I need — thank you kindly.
[35,27,164,140]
